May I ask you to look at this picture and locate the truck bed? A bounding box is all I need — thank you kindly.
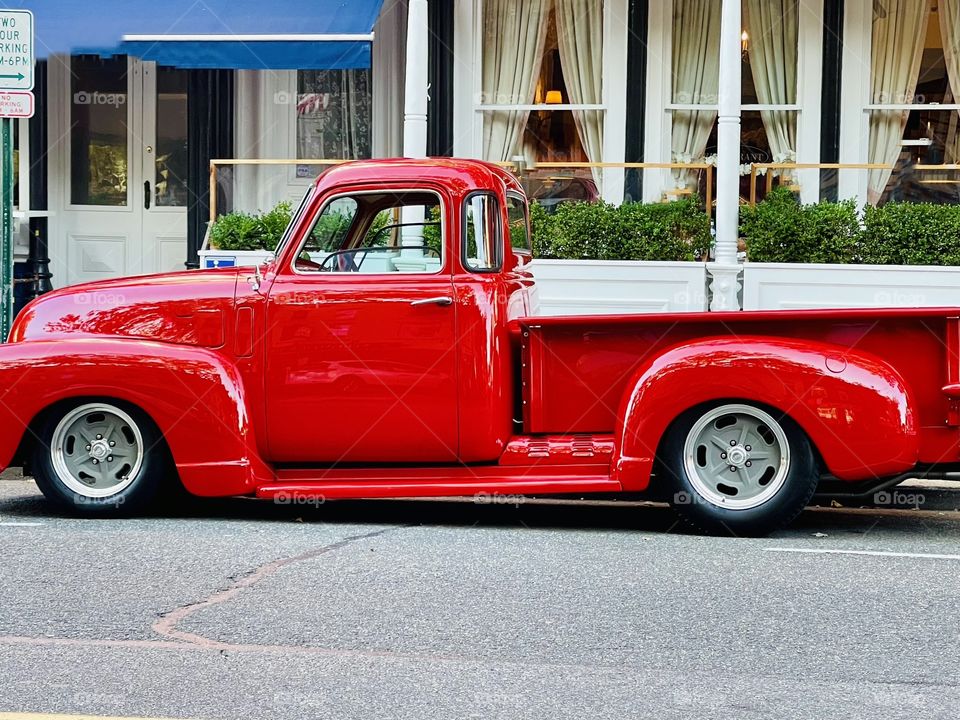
[518,307,958,452]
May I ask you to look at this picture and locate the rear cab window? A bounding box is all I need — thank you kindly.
[462,192,502,272]
[506,193,532,255]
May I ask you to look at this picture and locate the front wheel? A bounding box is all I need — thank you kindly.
[31,400,169,516]
[660,402,818,536]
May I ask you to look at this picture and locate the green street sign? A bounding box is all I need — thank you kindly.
[0,10,33,91]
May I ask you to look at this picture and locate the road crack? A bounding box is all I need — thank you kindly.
[151,526,396,648]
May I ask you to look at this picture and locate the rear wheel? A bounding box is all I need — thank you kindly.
[660,402,818,536]
[31,400,169,516]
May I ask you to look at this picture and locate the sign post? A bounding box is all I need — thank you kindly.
[0,118,11,341]
[0,8,33,341]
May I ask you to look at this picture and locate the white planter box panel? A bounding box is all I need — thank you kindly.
[530,259,708,316]
[743,263,960,310]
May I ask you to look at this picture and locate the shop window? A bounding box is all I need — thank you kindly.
[868,1,960,204]
[479,0,604,203]
[155,67,188,207]
[70,55,128,206]
[670,0,799,201]
[296,69,372,163]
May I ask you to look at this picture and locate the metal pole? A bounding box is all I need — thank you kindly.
[1,118,13,340]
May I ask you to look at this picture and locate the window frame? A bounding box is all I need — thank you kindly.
[289,187,448,277]
[461,190,503,274]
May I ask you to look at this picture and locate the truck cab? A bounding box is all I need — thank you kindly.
[257,159,534,465]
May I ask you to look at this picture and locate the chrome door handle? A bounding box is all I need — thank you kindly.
[411,296,453,307]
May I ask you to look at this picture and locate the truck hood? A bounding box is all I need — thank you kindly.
[9,267,243,347]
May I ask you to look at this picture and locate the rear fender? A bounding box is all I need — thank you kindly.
[614,336,918,490]
[0,338,269,496]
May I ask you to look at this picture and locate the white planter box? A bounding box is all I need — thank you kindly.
[530,259,709,315]
[743,262,960,310]
[198,249,274,269]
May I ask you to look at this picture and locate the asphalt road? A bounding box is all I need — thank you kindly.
[1,474,960,720]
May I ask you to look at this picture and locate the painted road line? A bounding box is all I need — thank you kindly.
[0,714,192,720]
[0,521,42,527]
[766,547,960,561]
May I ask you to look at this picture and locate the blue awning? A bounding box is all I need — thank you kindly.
[9,0,385,69]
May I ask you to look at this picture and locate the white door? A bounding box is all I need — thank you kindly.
[53,56,188,286]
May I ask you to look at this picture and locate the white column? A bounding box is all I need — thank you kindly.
[401,0,429,256]
[796,0,824,205]
[402,0,429,158]
[838,0,872,205]
[708,0,743,311]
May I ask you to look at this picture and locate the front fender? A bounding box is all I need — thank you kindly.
[614,336,918,490]
[0,338,269,496]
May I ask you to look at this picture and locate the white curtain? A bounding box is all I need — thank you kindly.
[555,0,604,185]
[744,0,798,166]
[868,0,931,204]
[941,0,960,163]
[481,0,551,162]
[671,0,722,186]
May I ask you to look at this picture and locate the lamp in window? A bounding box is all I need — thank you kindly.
[545,90,563,105]
[741,30,749,61]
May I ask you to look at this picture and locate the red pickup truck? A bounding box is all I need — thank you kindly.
[2,158,958,535]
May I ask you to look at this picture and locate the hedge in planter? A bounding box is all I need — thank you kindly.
[209,202,293,252]
[533,197,712,261]
[740,188,860,264]
[861,202,960,266]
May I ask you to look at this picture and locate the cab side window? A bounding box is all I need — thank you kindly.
[294,192,444,274]
[299,197,358,264]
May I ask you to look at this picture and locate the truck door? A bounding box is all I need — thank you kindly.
[264,188,459,464]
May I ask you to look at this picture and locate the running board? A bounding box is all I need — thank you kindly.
[256,469,620,501]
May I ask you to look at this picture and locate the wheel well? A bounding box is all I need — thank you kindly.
[16,396,181,487]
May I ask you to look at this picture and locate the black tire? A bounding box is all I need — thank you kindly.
[659,401,818,536]
[30,399,170,517]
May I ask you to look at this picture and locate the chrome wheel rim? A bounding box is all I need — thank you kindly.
[50,403,144,498]
[682,404,790,510]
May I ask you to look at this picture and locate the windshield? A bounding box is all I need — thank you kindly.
[273,186,315,258]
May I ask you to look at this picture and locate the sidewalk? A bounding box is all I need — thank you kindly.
[1,467,23,482]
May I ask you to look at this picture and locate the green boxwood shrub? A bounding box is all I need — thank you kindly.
[533,197,712,261]
[740,188,860,264]
[860,202,960,266]
[742,189,960,266]
[209,202,293,252]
